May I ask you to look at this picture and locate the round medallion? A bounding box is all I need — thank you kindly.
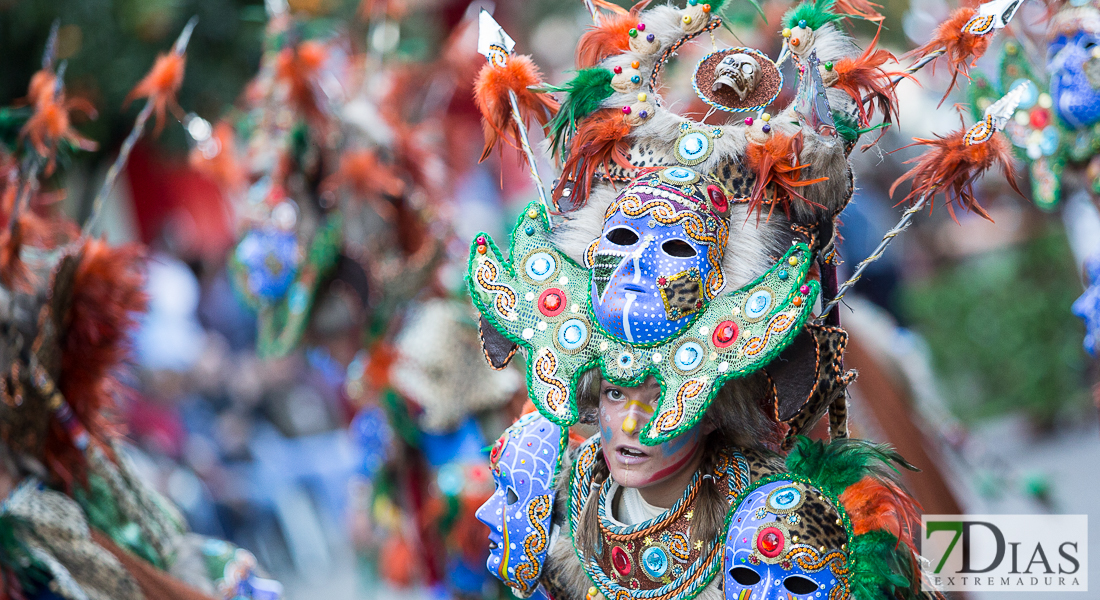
[743,288,773,321]
[756,526,784,558]
[556,319,589,352]
[712,320,738,348]
[767,485,803,513]
[676,131,712,165]
[611,545,632,576]
[538,288,567,317]
[641,546,669,578]
[617,351,635,369]
[672,341,705,373]
[524,251,557,282]
[658,166,701,185]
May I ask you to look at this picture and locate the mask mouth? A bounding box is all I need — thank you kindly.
[623,284,648,294]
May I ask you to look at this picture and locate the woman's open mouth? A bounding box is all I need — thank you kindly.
[616,445,650,464]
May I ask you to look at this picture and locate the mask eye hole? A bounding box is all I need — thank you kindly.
[661,239,697,258]
[605,227,639,246]
[783,575,818,594]
[506,487,519,505]
[729,567,761,586]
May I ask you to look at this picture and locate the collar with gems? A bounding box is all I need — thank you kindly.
[467,200,819,445]
[568,436,750,600]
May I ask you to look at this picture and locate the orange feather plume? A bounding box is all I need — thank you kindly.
[833,0,885,22]
[323,149,405,221]
[125,51,186,136]
[890,127,1021,222]
[275,40,328,124]
[48,239,146,487]
[575,0,651,69]
[906,7,990,105]
[552,108,634,208]
[840,476,920,545]
[832,28,908,140]
[473,55,559,162]
[19,79,98,176]
[744,132,829,221]
[189,121,246,197]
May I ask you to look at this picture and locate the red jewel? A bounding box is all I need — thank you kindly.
[611,546,632,576]
[614,66,623,74]
[1030,109,1050,129]
[695,300,704,309]
[757,527,784,558]
[707,184,729,213]
[713,320,738,347]
[657,276,668,286]
[538,288,567,317]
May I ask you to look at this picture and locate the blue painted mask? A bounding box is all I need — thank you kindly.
[589,167,730,345]
[724,479,850,600]
[475,413,566,596]
[1049,31,1100,129]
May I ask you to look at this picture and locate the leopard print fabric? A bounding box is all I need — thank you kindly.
[5,480,144,600]
[784,487,847,554]
[781,324,856,451]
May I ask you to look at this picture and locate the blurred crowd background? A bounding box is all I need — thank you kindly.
[0,0,1097,598]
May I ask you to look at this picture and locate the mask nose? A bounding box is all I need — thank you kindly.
[620,399,654,435]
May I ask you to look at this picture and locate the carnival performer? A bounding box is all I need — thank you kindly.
[467,0,1023,597]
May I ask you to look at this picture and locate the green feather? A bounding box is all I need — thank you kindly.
[785,436,917,498]
[784,0,841,30]
[849,530,923,600]
[547,68,615,159]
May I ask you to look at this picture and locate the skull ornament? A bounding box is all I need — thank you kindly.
[724,479,849,600]
[589,167,730,345]
[475,412,565,597]
[712,53,761,100]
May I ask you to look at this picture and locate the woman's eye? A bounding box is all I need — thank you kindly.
[606,389,624,401]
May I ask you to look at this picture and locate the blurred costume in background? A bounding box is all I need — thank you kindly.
[463,0,962,597]
[196,3,517,595]
[969,0,1100,386]
[0,38,281,600]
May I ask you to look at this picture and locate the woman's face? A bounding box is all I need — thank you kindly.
[597,378,704,493]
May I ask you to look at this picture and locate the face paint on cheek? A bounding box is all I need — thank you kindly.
[656,424,702,458]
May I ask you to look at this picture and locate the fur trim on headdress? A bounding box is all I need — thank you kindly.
[473,55,560,162]
[906,7,991,105]
[49,239,146,486]
[745,131,829,221]
[124,51,186,136]
[552,108,634,208]
[889,127,1021,222]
